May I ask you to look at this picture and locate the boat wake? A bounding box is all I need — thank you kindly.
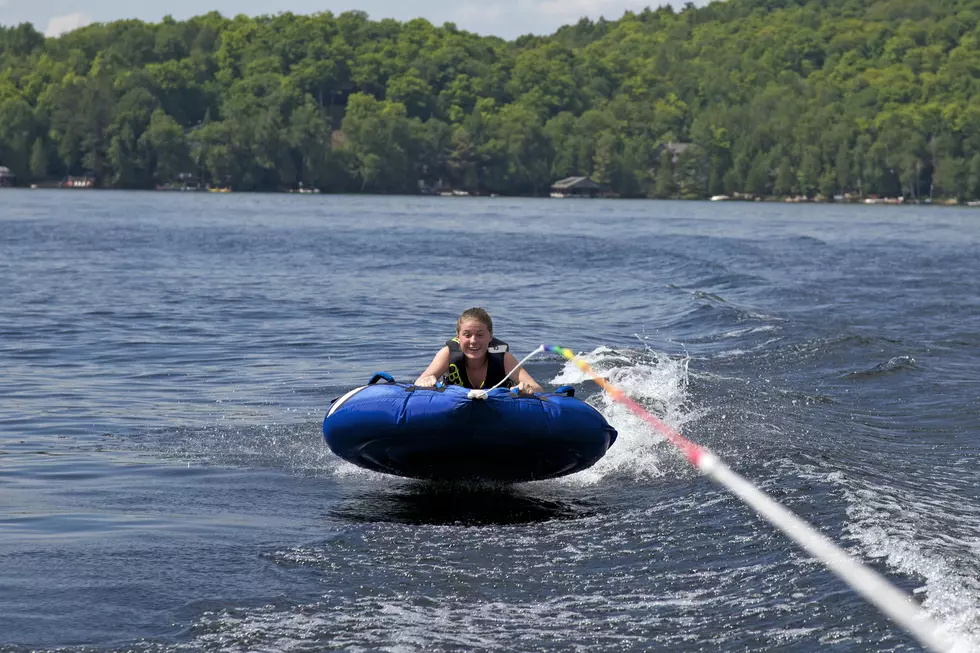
[550,345,980,649]
[819,465,980,648]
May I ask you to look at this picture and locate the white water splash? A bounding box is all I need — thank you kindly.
[789,465,980,651]
[552,346,704,485]
[841,483,980,650]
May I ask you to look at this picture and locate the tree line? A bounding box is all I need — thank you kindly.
[2,0,980,199]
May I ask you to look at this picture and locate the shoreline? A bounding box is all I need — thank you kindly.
[3,186,978,207]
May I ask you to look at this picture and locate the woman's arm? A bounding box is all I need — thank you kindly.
[504,352,544,395]
[415,346,450,387]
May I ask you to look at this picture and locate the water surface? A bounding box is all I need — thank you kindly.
[1,191,978,651]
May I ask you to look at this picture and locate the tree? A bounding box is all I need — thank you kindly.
[797,148,822,196]
[931,155,963,199]
[592,132,619,188]
[744,153,771,196]
[653,148,677,198]
[4,3,980,198]
[0,97,35,177]
[107,86,160,187]
[140,109,191,185]
[30,138,48,180]
[774,158,795,196]
[341,92,421,193]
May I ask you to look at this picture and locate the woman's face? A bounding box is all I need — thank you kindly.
[457,319,492,360]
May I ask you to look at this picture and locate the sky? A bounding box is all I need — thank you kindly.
[0,0,709,40]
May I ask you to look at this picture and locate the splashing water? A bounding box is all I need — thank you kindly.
[551,346,703,485]
[544,345,971,653]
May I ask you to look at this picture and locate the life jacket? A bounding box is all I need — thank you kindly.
[444,337,512,389]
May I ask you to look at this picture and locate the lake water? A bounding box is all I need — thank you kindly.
[1,191,978,651]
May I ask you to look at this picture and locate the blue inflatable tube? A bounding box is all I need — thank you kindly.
[323,375,618,483]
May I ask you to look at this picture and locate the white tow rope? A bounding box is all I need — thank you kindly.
[541,344,966,653]
[467,345,545,400]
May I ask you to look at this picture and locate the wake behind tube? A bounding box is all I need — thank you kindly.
[540,344,964,653]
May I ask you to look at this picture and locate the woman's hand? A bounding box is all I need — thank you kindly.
[416,375,438,388]
[516,381,538,396]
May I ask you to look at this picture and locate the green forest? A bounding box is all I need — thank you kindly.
[2,0,980,199]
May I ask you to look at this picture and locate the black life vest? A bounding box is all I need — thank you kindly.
[444,337,511,389]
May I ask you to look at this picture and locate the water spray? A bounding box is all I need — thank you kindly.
[540,344,964,653]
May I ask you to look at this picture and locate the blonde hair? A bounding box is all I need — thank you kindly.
[456,307,493,334]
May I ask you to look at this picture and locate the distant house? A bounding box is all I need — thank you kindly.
[176,172,202,191]
[0,166,15,188]
[658,142,693,163]
[551,176,601,198]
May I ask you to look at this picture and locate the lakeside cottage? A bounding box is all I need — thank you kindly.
[656,141,693,163]
[0,166,15,188]
[551,176,601,198]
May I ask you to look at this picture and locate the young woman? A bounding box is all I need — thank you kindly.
[415,307,544,396]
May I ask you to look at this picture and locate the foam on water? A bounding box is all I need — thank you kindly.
[165,511,818,653]
[551,346,703,485]
[174,590,721,653]
[839,480,980,649]
[545,344,980,650]
[133,421,339,477]
[788,462,980,650]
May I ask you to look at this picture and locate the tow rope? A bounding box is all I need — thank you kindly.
[539,345,962,652]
